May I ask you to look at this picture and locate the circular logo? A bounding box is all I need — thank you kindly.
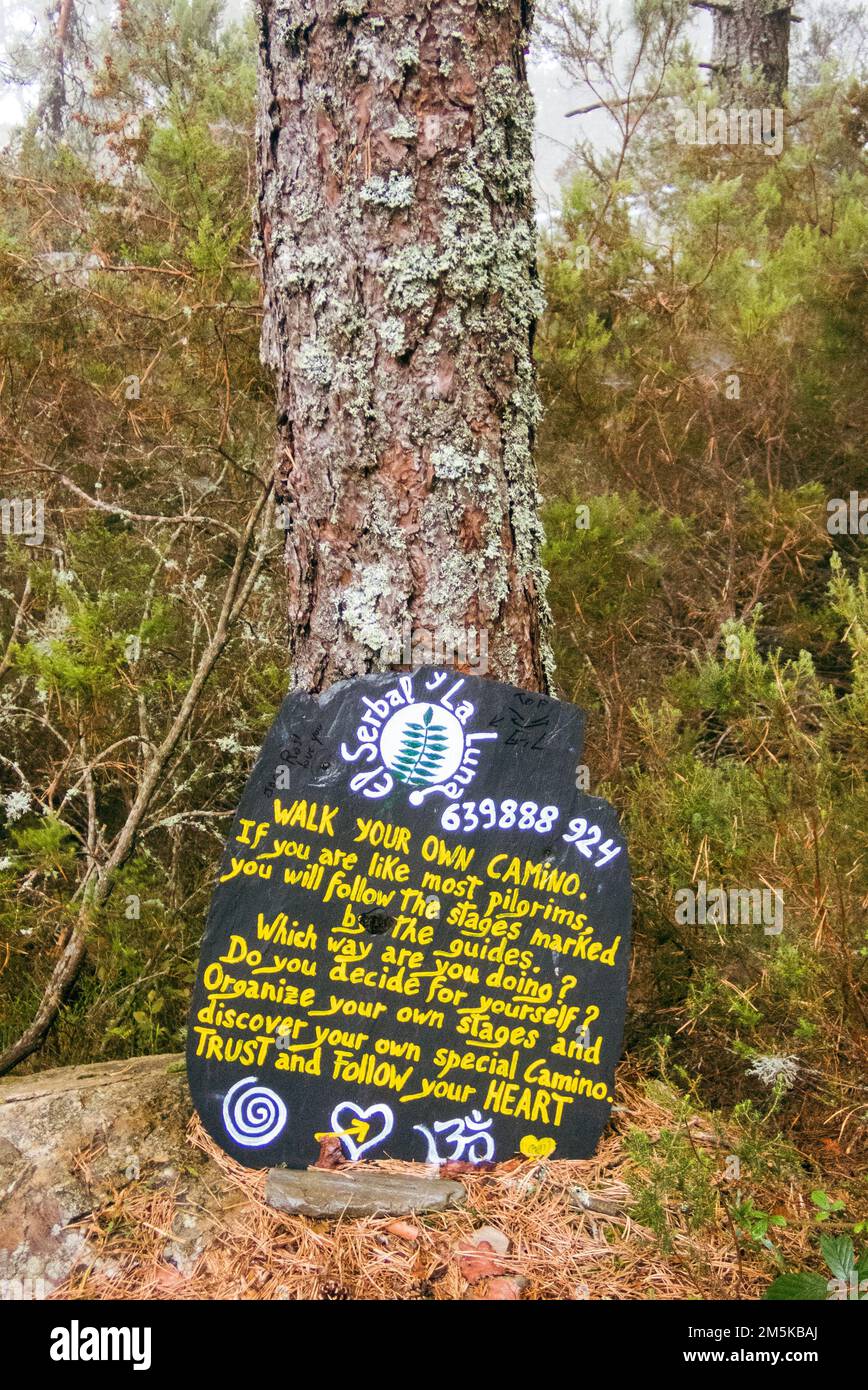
[378,702,464,788]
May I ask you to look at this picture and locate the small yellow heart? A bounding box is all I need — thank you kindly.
[520,1135,556,1159]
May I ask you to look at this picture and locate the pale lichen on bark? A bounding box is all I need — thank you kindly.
[256,0,552,692]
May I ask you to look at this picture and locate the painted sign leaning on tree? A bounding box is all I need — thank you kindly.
[188,669,631,1167]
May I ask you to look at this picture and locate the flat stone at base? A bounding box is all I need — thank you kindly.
[265,1166,466,1219]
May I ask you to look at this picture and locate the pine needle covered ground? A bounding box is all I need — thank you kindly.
[51,1076,858,1302]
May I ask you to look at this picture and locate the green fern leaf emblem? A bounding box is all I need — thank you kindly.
[391,707,449,785]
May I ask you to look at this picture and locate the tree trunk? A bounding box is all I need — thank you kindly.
[255,0,551,694]
[693,0,794,104]
[39,0,77,138]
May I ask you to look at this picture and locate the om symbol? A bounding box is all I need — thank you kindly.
[414,1110,495,1164]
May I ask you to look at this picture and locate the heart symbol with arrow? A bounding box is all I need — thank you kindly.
[328,1101,394,1160]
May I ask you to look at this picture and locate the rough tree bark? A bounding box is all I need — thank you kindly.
[691,0,795,104]
[255,0,551,693]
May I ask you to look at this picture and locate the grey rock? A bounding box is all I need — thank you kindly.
[0,1053,236,1294]
[33,251,104,289]
[265,1166,466,1219]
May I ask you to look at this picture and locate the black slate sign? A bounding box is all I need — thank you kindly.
[187,668,631,1168]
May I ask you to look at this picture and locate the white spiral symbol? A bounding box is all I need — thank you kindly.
[222,1077,287,1148]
